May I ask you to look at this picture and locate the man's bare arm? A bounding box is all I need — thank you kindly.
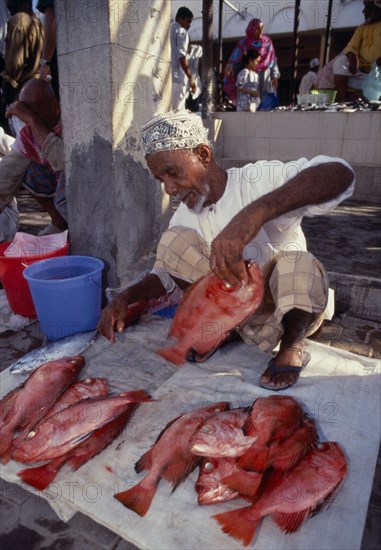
[210,162,354,285]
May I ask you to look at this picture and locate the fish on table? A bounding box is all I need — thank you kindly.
[11,389,153,463]
[212,441,348,547]
[158,261,264,365]
[0,356,85,462]
[11,377,110,447]
[9,330,98,375]
[18,403,139,490]
[114,401,231,517]
[195,456,241,505]
[190,407,254,458]
[238,395,306,471]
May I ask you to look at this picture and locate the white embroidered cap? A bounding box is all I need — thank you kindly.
[141,110,209,156]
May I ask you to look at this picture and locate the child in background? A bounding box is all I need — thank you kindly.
[236,50,261,112]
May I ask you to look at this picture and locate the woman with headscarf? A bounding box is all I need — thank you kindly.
[223,18,280,106]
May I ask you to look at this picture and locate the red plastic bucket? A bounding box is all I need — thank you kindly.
[0,241,70,318]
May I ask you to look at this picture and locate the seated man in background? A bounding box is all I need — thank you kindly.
[0,0,43,132]
[0,126,18,242]
[98,111,355,391]
[333,0,381,101]
[0,79,67,236]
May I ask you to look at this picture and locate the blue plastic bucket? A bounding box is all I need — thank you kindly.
[23,255,104,340]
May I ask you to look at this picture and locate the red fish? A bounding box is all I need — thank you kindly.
[158,262,264,365]
[238,395,305,471]
[267,415,318,471]
[11,390,152,463]
[114,401,231,516]
[18,404,138,490]
[0,356,85,461]
[43,377,110,420]
[190,408,254,458]
[11,377,110,449]
[213,442,348,547]
[195,457,241,505]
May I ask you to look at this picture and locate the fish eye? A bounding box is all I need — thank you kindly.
[200,424,211,433]
[203,461,215,472]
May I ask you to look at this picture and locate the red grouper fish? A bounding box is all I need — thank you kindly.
[238,395,305,471]
[43,378,110,420]
[0,356,85,462]
[158,261,264,365]
[190,407,255,458]
[195,456,242,505]
[12,377,110,448]
[222,417,319,501]
[114,401,231,516]
[213,442,348,547]
[11,390,153,463]
[18,403,138,490]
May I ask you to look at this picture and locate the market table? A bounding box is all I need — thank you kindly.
[1,314,380,550]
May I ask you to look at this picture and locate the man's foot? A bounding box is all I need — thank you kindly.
[259,347,311,391]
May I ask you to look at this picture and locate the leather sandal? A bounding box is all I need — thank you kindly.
[259,351,311,391]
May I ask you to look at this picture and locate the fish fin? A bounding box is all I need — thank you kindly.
[242,414,255,436]
[163,456,201,491]
[222,471,262,500]
[0,431,14,460]
[212,507,261,547]
[272,508,311,533]
[119,389,153,403]
[238,446,269,471]
[158,345,186,366]
[272,444,314,472]
[135,448,154,473]
[114,479,157,517]
[17,459,64,490]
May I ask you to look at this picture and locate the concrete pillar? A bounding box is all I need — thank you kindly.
[55,0,171,287]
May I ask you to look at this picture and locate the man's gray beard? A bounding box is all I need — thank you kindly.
[190,183,210,214]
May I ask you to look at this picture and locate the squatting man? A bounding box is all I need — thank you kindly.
[98,111,354,391]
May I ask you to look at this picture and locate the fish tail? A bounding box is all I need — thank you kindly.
[114,479,157,517]
[17,461,61,490]
[158,346,185,366]
[212,507,260,547]
[222,471,262,500]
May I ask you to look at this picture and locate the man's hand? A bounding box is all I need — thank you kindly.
[347,52,359,75]
[40,64,52,82]
[210,211,260,287]
[97,273,165,343]
[6,101,35,125]
[189,77,196,94]
[97,292,133,343]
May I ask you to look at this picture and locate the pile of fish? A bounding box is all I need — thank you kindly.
[0,355,153,489]
[114,395,347,547]
[158,261,264,365]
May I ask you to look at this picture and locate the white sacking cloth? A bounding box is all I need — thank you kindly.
[0,315,380,550]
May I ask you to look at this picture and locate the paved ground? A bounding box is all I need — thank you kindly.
[0,190,380,549]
